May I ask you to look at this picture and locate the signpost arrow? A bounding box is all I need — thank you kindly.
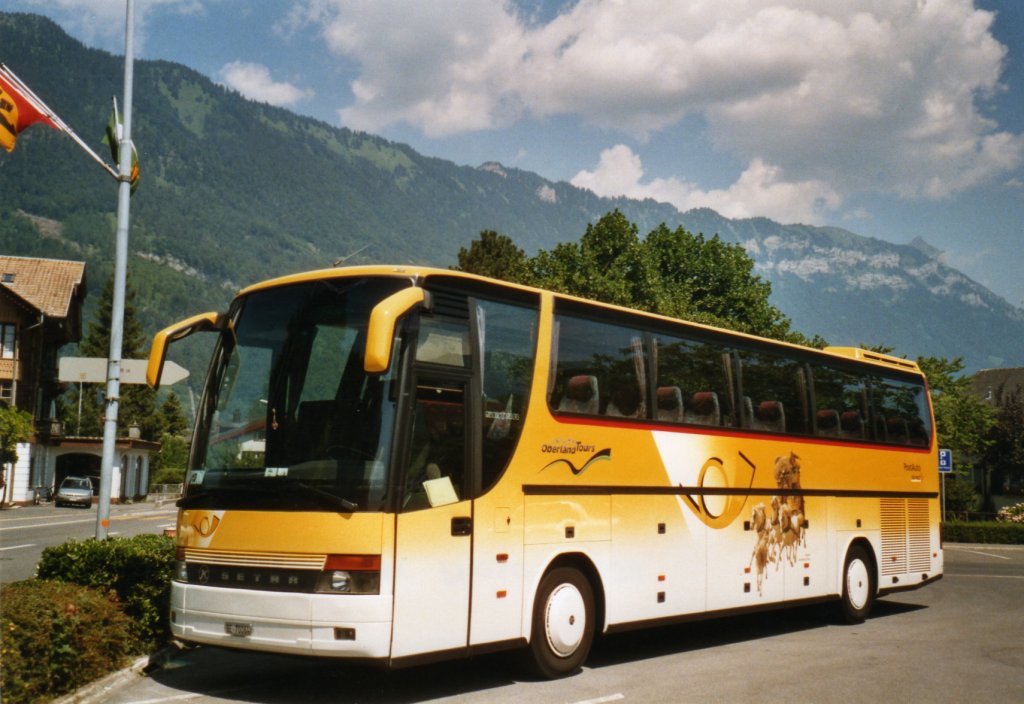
[59,357,189,385]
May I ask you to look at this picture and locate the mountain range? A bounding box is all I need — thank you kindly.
[2,12,1021,374]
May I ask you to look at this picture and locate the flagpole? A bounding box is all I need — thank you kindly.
[96,0,136,540]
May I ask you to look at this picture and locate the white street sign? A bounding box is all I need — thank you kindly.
[59,357,189,385]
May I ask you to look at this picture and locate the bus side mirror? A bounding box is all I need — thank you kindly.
[364,287,431,374]
[147,311,225,388]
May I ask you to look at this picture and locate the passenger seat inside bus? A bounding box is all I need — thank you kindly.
[656,386,684,422]
[816,408,840,437]
[557,375,599,415]
[606,383,642,418]
[840,410,865,439]
[685,391,720,426]
[752,400,785,433]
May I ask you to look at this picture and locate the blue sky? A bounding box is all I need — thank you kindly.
[8,0,1023,307]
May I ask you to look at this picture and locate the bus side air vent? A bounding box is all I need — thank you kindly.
[880,498,908,576]
[428,288,470,319]
[881,498,931,576]
[907,499,932,572]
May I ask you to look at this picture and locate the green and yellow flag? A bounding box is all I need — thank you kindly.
[102,97,140,193]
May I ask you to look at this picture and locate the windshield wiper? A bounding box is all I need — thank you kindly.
[293,482,358,512]
[176,489,220,508]
[176,484,264,508]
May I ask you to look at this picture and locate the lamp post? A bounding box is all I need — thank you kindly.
[96,0,135,540]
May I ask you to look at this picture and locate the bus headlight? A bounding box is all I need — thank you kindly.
[315,555,381,594]
[174,547,188,582]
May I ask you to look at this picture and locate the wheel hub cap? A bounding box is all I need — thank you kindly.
[545,583,586,657]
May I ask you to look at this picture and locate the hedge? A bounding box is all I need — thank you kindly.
[36,533,176,649]
[0,580,139,703]
[943,520,1024,544]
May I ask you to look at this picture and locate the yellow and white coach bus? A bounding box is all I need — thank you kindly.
[147,265,942,677]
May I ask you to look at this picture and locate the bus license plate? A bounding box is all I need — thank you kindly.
[225,622,253,637]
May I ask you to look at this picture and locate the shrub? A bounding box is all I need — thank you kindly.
[943,520,1024,544]
[0,580,139,703]
[36,534,176,649]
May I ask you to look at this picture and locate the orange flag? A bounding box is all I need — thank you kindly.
[0,67,58,152]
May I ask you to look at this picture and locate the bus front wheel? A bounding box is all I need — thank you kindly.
[841,545,875,624]
[526,567,595,679]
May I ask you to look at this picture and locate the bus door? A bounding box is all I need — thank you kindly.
[391,372,475,659]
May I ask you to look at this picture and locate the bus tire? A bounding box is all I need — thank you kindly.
[841,544,875,624]
[526,567,595,679]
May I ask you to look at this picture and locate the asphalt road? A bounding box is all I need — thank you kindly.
[0,500,179,583]
[85,543,1023,704]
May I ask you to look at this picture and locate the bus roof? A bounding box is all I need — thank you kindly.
[235,264,922,376]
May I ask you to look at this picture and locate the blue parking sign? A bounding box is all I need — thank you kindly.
[938,449,953,473]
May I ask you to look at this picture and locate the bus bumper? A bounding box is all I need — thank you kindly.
[170,582,393,658]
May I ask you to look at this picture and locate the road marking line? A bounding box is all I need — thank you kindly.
[945,574,1024,580]
[122,686,244,704]
[0,517,96,531]
[0,543,36,551]
[571,695,625,704]
[122,693,204,703]
[947,548,1011,560]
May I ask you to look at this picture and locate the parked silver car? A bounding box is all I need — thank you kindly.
[55,476,94,508]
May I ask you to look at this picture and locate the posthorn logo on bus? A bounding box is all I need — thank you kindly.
[540,438,611,476]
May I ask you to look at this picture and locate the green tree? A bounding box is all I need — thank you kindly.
[983,384,1024,496]
[458,211,803,343]
[59,276,161,439]
[918,356,996,469]
[150,433,188,486]
[0,405,34,464]
[159,392,188,437]
[455,230,529,282]
[642,223,797,339]
[0,405,34,502]
[918,356,997,512]
[529,210,653,308]
[149,392,190,486]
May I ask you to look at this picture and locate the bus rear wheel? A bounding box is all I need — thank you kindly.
[841,545,875,624]
[526,567,595,679]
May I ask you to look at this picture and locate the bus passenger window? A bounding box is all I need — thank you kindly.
[811,364,868,440]
[737,350,809,435]
[550,312,648,420]
[656,335,734,427]
[870,376,931,446]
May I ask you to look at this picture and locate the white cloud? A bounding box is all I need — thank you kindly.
[20,0,206,53]
[297,0,1023,202]
[219,62,314,107]
[571,145,840,224]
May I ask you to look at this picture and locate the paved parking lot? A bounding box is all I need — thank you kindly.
[86,543,1024,704]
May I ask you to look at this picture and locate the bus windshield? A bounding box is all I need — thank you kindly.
[184,277,409,512]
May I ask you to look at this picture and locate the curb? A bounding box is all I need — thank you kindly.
[52,643,181,704]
